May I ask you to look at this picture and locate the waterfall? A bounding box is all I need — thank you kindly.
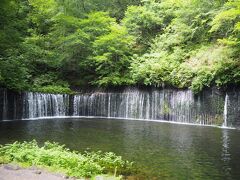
[223,94,229,127]
[1,87,240,128]
[23,92,69,119]
[73,88,220,125]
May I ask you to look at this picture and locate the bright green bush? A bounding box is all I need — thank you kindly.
[30,72,73,94]
[91,24,134,87]
[0,141,134,178]
[32,85,73,94]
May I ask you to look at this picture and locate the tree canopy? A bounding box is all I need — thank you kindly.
[0,0,239,93]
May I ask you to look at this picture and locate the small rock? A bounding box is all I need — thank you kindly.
[4,165,20,171]
[63,175,69,179]
[34,170,42,174]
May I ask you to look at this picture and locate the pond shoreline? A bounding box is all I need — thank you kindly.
[0,164,123,180]
[0,164,72,180]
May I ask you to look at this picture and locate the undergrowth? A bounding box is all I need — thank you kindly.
[0,140,135,179]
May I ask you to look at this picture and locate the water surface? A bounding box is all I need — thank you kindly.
[0,118,240,179]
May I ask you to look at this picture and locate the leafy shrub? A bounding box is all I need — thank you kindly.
[0,141,134,178]
[91,24,134,87]
[32,85,73,94]
[184,45,236,92]
[30,72,73,94]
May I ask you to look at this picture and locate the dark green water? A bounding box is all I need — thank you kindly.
[0,118,240,179]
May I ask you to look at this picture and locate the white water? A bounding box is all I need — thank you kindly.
[1,88,237,128]
[223,94,229,127]
[23,92,69,118]
[73,89,218,125]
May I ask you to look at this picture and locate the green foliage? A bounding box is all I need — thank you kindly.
[123,1,166,50]
[53,12,125,86]
[210,1,240,35]
[1,0,240,93]
[32,86,73,94]
[0,141,134,178]
[129,0,239,93]
[14,0,136,89]
[177,45,237,93]
[92,25,134,86]
[124,6,160,43]
[131,53,178,87]
[0,56,30,90]
[0,0,28,57]
[56,0,141,20]
[210,0,240,52]
[28,0,57,34]
[0,0,29,91]
[30,72,73,94]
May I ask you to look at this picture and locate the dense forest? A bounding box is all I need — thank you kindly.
[0,0,239,93]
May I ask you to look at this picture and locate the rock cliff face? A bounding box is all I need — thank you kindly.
[0,88,23,120]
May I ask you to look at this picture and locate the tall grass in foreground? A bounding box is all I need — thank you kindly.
[0,140,134,178]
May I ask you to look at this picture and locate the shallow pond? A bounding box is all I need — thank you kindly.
[0,118,240,179]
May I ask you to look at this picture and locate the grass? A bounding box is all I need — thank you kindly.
[0,140,135,179]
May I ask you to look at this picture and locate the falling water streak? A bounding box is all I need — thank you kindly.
[72,89,225,126]
[24,92,68,119]
[0,88,235,128]
[223,94,229,127]
[108,94,111,117]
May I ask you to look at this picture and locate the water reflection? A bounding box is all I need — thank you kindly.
[221,129,231,177]
[0,118,240,179]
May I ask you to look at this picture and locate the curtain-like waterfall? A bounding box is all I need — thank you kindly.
[1,87,240,128]
[23,92,69,119]
[73,89,223,125]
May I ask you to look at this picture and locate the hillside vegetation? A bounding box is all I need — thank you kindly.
[0,0,239,93]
